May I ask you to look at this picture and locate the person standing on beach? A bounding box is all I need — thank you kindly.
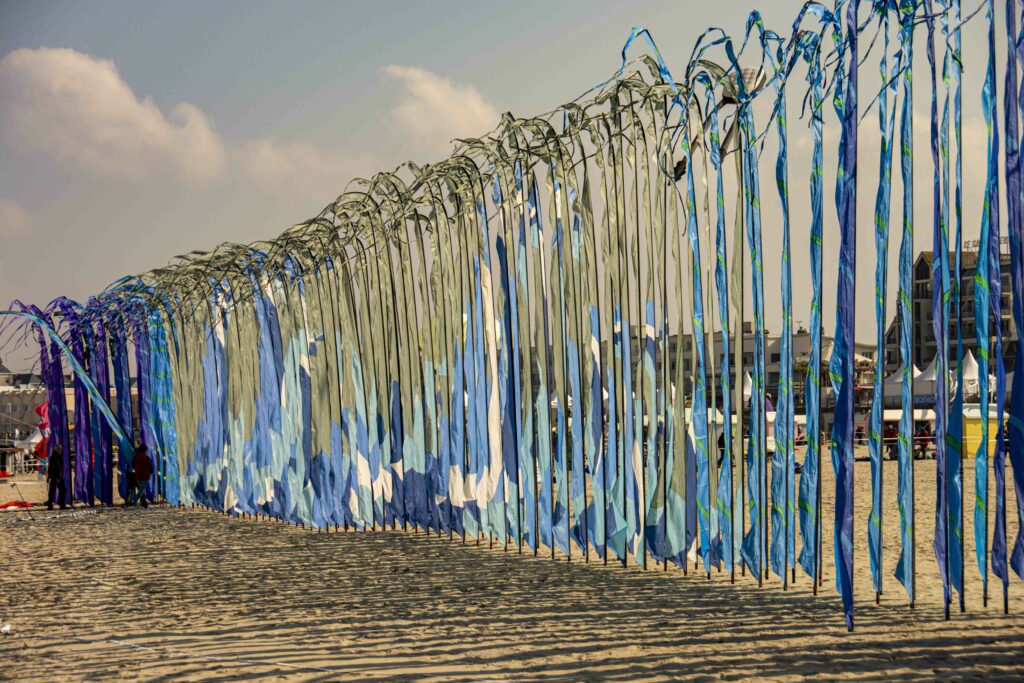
[914,423,932,460]
[128,444,153,508]
[46,444,67,510]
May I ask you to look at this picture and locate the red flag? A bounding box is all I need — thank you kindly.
[34,401,48,431]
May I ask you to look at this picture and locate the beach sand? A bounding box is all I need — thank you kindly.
[1,456,1022,681]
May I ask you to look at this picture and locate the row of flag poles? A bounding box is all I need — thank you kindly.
[5,0,1024,630]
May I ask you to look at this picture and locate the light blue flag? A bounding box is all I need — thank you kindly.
[547,176,571,554]
[797,24,828,582]
[495,229,521,545]
[681,116,716,571]
[585,307,607,557]
[526,176,555,552]
[148,311,181,506]
[894,1,916,603]
[514,163,538,551]
[768,27,796,582]
[738,102,767,580]
[608,306,628,561]
[697,71,736,572]
[973,0,998,595]
[562,184,587,553]
[828,0,857,631]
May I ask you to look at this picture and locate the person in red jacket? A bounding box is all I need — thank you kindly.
[129,444,153,508]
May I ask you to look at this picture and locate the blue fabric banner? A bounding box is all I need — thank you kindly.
[828,0,858,631]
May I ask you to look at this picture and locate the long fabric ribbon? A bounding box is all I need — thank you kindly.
[1008,0,1024,583]
[868,0,897,596]
[973,0,998,598]
[769,26,796,582]
[894,0,916,603]
[945,0,965,606]
[797,16,830,582]
[829,0,858,631]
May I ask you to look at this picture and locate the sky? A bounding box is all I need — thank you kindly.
[0,0,1009,369]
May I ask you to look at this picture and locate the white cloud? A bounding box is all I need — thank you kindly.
[0,47,226,188]
[233,138,376,205]
[0,49,500,205]
[0,198,32,239]
[382,65,499,156]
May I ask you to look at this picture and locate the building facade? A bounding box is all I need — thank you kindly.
[0,360,47,467]
[883,248,1018,376]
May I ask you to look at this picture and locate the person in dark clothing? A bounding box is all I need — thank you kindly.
[46,444,68,510]
[883,423,899,460]
[128,444,153,508]
[915,423,932,459]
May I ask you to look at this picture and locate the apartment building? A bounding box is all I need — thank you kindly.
[883,247,1018,376]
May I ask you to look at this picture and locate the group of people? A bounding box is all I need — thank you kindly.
[711,422,936,476]
[45,443,154,510]
[853,422,935,460]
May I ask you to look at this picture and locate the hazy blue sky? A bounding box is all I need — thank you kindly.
[0,1,1008,368]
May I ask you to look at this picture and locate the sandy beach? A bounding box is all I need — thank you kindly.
[2,457,1022,681]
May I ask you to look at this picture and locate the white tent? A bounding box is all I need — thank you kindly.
[914,356,938,397]
[9,427,43,475]
[960,348,980,381]
[956,349,998,399]
[915,356,955,396]
[883,363,922,386]
[881,408,935,423]
[917,356,938,383]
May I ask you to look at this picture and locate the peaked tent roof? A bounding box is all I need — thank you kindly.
[884,363,922,385]
[959,348,980,382]
[918,356,939,382]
